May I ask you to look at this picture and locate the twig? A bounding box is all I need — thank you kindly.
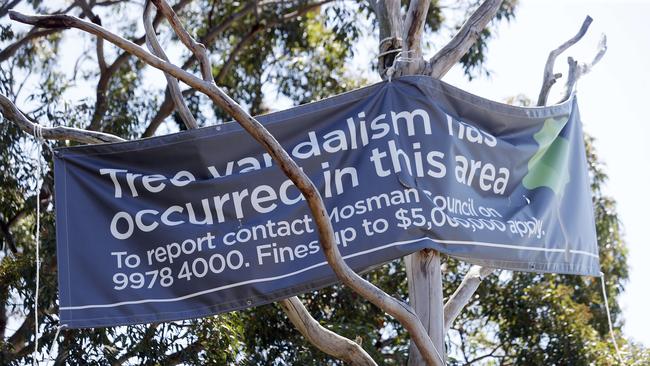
[536,15,593,106]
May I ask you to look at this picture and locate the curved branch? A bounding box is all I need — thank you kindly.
[88,0,193,130]
[427,0,503,78]
[9,9,443,365]
[558,34,607,104]
[280,297,377,366]
[443,265,494,331]
[141,0,332,137]
[151,0,212,82]
[144,0,198,129]
[0,93,125,144]
[0,28,60,63]
[536,15,593,106]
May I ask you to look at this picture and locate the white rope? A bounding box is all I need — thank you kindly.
[385,49,418,83]
[32,123,44,366]
[599,271,625,364]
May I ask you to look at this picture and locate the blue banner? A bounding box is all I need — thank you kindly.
[53,76,599,328]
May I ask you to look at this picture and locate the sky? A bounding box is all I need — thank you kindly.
[438,0,650,347]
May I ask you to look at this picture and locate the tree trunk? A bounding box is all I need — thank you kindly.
[406,250,445,365]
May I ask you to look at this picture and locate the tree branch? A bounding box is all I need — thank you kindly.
[372,0,403,79]
[9,8,443,365]
[0,93,125,144]
[151,0,212,82]
[141,0,332,137]
[536,15,593,106]
[427,0,503,78]
[0,28,61,63]
[144,0,198,130]
[443,265,494,331]
[88,0,193,130]
[280,297,377,366]
[558,34,607,104]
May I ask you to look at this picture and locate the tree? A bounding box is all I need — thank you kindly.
[0,0,643,364]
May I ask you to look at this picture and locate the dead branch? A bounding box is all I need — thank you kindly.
[0,93,125,144]
[143,0,198,129]
[427,0,503,78]
[9,8,445,365]
[443,265,494,331]
[558,34,607,103]
[280,297,377,366]
[536,16,593,106]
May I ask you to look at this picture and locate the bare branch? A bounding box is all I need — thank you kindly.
[443,265,494,331]
[0,93,125,144]
[74,0,107,71]
[401,0,430,74]
[280,297,377,365]
[558,34,607,103]
[9,9,443,365]
[427,0,503,78]
[143,0,198,130]
[88,0,193,130]
[151,0,213,82]
[142,0,332,137]
[536,15,593,106]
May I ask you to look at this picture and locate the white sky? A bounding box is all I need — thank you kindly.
[438,0,650,347]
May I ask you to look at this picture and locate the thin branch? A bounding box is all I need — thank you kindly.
[0,28,61,63]
[151,0,212,82]
[0,93,125,144]
[443,265,494,331]
[427,0,503,78]
[88,0,193,130]
[74,0,107,71]
[143,0,198,129]
[558,34,607,103]
[9,9,443,365]
[280,297,377,366]
[536,15,593,106]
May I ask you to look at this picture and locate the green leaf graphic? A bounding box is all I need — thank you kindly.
[523,117,571,197]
